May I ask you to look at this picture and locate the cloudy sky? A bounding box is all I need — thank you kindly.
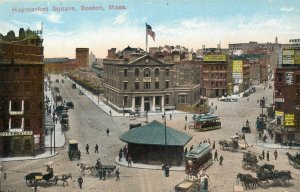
[0,0,300,58]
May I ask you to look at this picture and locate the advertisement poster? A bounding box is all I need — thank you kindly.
[1,1,300,192]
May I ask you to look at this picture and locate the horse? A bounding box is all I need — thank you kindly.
[54,173,72,186]
[77,163,96,175]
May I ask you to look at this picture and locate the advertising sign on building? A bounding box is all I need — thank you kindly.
[232,60,243,83]
[282,49,300,64]
[0,131,33,136]
[203,54,226,62]
[275,111,284,116]
[284,114,295,126]
[286,72,294,85]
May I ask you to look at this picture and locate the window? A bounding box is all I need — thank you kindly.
[124,69,128,77]
[277,73,283,82]
[165,81,169,88]
[296,89,300,96]
[24,118,30,129]
[155,68,160,77]
[11,101,21,111]
[123,82,128,90]
[123,96,128,106]
[144,82,150,89]
[144,68,150,77]
[155,82,159,89]
[135,68,139,77]
[14,68,20,73]
[24,68,30,76]
[296,75,300,83]
[11,117,21,128]
[165,95,170,105]
[24,84,30,92]
[178,95,187,103]
[24,101,30,111]
[165,68,170,76]
[134,82,139,90]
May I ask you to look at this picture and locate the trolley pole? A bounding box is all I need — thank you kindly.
[54,122,56,154]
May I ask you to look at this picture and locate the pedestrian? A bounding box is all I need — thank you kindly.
[212,141,215,149]
[211,102,213,106]
[257,99,259,104]
[99,169,103,180]
[208,140,211,146]
[55,116,58,124]
[162,114,164,120]
[119,148,123,162]
[78,176,83,189]
[106,128,110,136]
[215,105,217,110]
[184,147,188,155]
[96,159,101,169]
[102,169,106,180]
[95,144,99,153]
[214,150,218,161]
[184,124,186,130]
[185,115,187,122]
[266,150,270,161]
[109,110,112,116]
[274,150,278,160]
[170,114,172,120]
[116,168,120,181]
[220,155,224,165]
[190,145,194,151]
[262,150,265,160]
[86,144,89,154]
[128,156,132,167]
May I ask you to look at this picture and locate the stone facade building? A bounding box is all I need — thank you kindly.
[102,51,200,113]
[0,28,45,157]
[76,48,89,67]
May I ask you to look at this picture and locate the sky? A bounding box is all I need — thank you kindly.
[0,0,300,58]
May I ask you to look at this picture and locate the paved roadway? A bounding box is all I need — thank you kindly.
[1,77,300,192]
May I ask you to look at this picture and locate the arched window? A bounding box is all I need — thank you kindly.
[155,68,160,77]
[135,68,139,77]
[144,68,150,77]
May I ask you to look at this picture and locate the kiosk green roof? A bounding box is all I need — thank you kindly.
[120,120,192,146]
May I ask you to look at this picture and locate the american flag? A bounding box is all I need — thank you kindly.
[146,24,155,41]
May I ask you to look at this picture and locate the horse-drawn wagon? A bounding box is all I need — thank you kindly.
[68,139,81,160]
[24,161,55,187]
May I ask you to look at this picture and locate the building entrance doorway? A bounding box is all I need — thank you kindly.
[144,97,150,111]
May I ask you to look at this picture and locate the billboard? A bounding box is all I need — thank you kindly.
[232,60,243,73]
[203,54,226,62]
[285,72,294,85]
[282,49,300,64]
[232,60,243,82]
[284,114,294,126]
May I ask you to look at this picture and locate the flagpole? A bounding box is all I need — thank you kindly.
[146,23,148,53]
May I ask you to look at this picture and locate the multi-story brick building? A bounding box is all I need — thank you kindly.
[201,54,229,97]
[273,48,300,145]
[44,57,78,74]
[0,28,45,157]
[76,48,89,67]
[102,48,200,113]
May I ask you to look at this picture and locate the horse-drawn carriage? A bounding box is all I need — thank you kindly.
[257,168,292,188]
[77,162,116,177]
[68,139,81,160]
[242,151,262,171]
[25,162,55,187]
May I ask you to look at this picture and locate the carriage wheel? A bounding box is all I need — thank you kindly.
[26,179,35,187]
[63,181,68,187]
[260,180,269,189]
[81,170,85,175]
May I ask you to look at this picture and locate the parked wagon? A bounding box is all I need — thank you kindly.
[68,139,81,160]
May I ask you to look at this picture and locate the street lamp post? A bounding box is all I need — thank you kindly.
[53,122,56,154]
[163,111,169,177]
[50,128,53,155]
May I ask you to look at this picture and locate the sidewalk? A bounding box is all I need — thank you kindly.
[114,156,185,171]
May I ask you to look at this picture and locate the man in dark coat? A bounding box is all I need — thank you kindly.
[119,148,123,162]
[106,128,110,136]
[220,155,224,165]
[95,144,99,153]
[266,150,270,161]
[78,176,83,189]
[86,144,89,154]
[214,150,218,161]
[116,168,120,181]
